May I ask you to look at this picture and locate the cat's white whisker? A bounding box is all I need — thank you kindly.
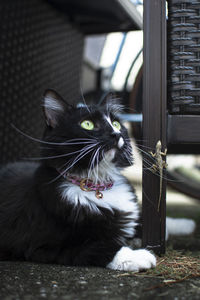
[88,147,99,182]
[11,124,98,146]
[80,86,91,114]
[94,150,99,183]
[96,149,100,182]
[134,146,153,159]
[64,146,96,174]
[125,153,133,165]
[88,153,95,180]
[47,144,98,184]
[26,146,97,161]
[93,148,100,183]
[64,141,100,171]
[87,150,96,180]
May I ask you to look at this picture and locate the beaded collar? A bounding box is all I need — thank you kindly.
[64,174,114,199]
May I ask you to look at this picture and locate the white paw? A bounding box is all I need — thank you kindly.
[166,217,196,240]
[107,247,156,272]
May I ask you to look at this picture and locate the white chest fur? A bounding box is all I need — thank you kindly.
[59,175,139,238]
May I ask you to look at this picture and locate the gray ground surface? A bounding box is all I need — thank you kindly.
[0,201,200,300]
[0,261,200,300]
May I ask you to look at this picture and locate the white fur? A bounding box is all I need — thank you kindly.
[104,149,116,162]
[44,96,63,112]
[105,116,120,134]
[104,116,124,149]
[60,134,138,238]
[60,144,139,238]
[118,137,124,149]
[166,217,196,240]
[106,103,124,115]
[107,246,156,271]
[60,172,139,238]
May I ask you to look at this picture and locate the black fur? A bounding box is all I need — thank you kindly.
[0,90,138,267]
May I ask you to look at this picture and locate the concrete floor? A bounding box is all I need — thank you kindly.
[1,261,162,300]
[0,259,200,300]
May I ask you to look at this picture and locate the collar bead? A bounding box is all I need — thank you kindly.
[66,175,114,199]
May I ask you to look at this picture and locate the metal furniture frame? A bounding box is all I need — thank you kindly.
[142,0,200,255]
[142,0,167,255]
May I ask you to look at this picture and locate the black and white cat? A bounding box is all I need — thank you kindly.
[0,90,195,271]
[0,90,156,271]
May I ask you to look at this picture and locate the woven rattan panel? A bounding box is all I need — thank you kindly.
[0,0,83,163]
[168,0,200,114]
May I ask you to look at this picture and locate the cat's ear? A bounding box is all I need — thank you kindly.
[43,89,69,128]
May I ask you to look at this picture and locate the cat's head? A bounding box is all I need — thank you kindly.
[41,89,133,180]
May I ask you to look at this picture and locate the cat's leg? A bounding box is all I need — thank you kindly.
[25,248,60,264]
[56,241,156,271]
[107,247,156,272]
[166,217,196,240]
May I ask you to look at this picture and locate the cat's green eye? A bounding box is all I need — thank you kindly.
[112,120,121,130]
[81,120,94,130]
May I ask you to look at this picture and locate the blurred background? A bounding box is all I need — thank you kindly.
[80,0,200,209]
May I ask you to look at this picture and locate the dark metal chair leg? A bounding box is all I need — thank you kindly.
[142,0,167,255]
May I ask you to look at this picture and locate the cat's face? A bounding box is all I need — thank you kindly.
[41,90,133,179]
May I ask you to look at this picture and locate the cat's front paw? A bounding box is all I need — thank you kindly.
[107,247,156,272]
